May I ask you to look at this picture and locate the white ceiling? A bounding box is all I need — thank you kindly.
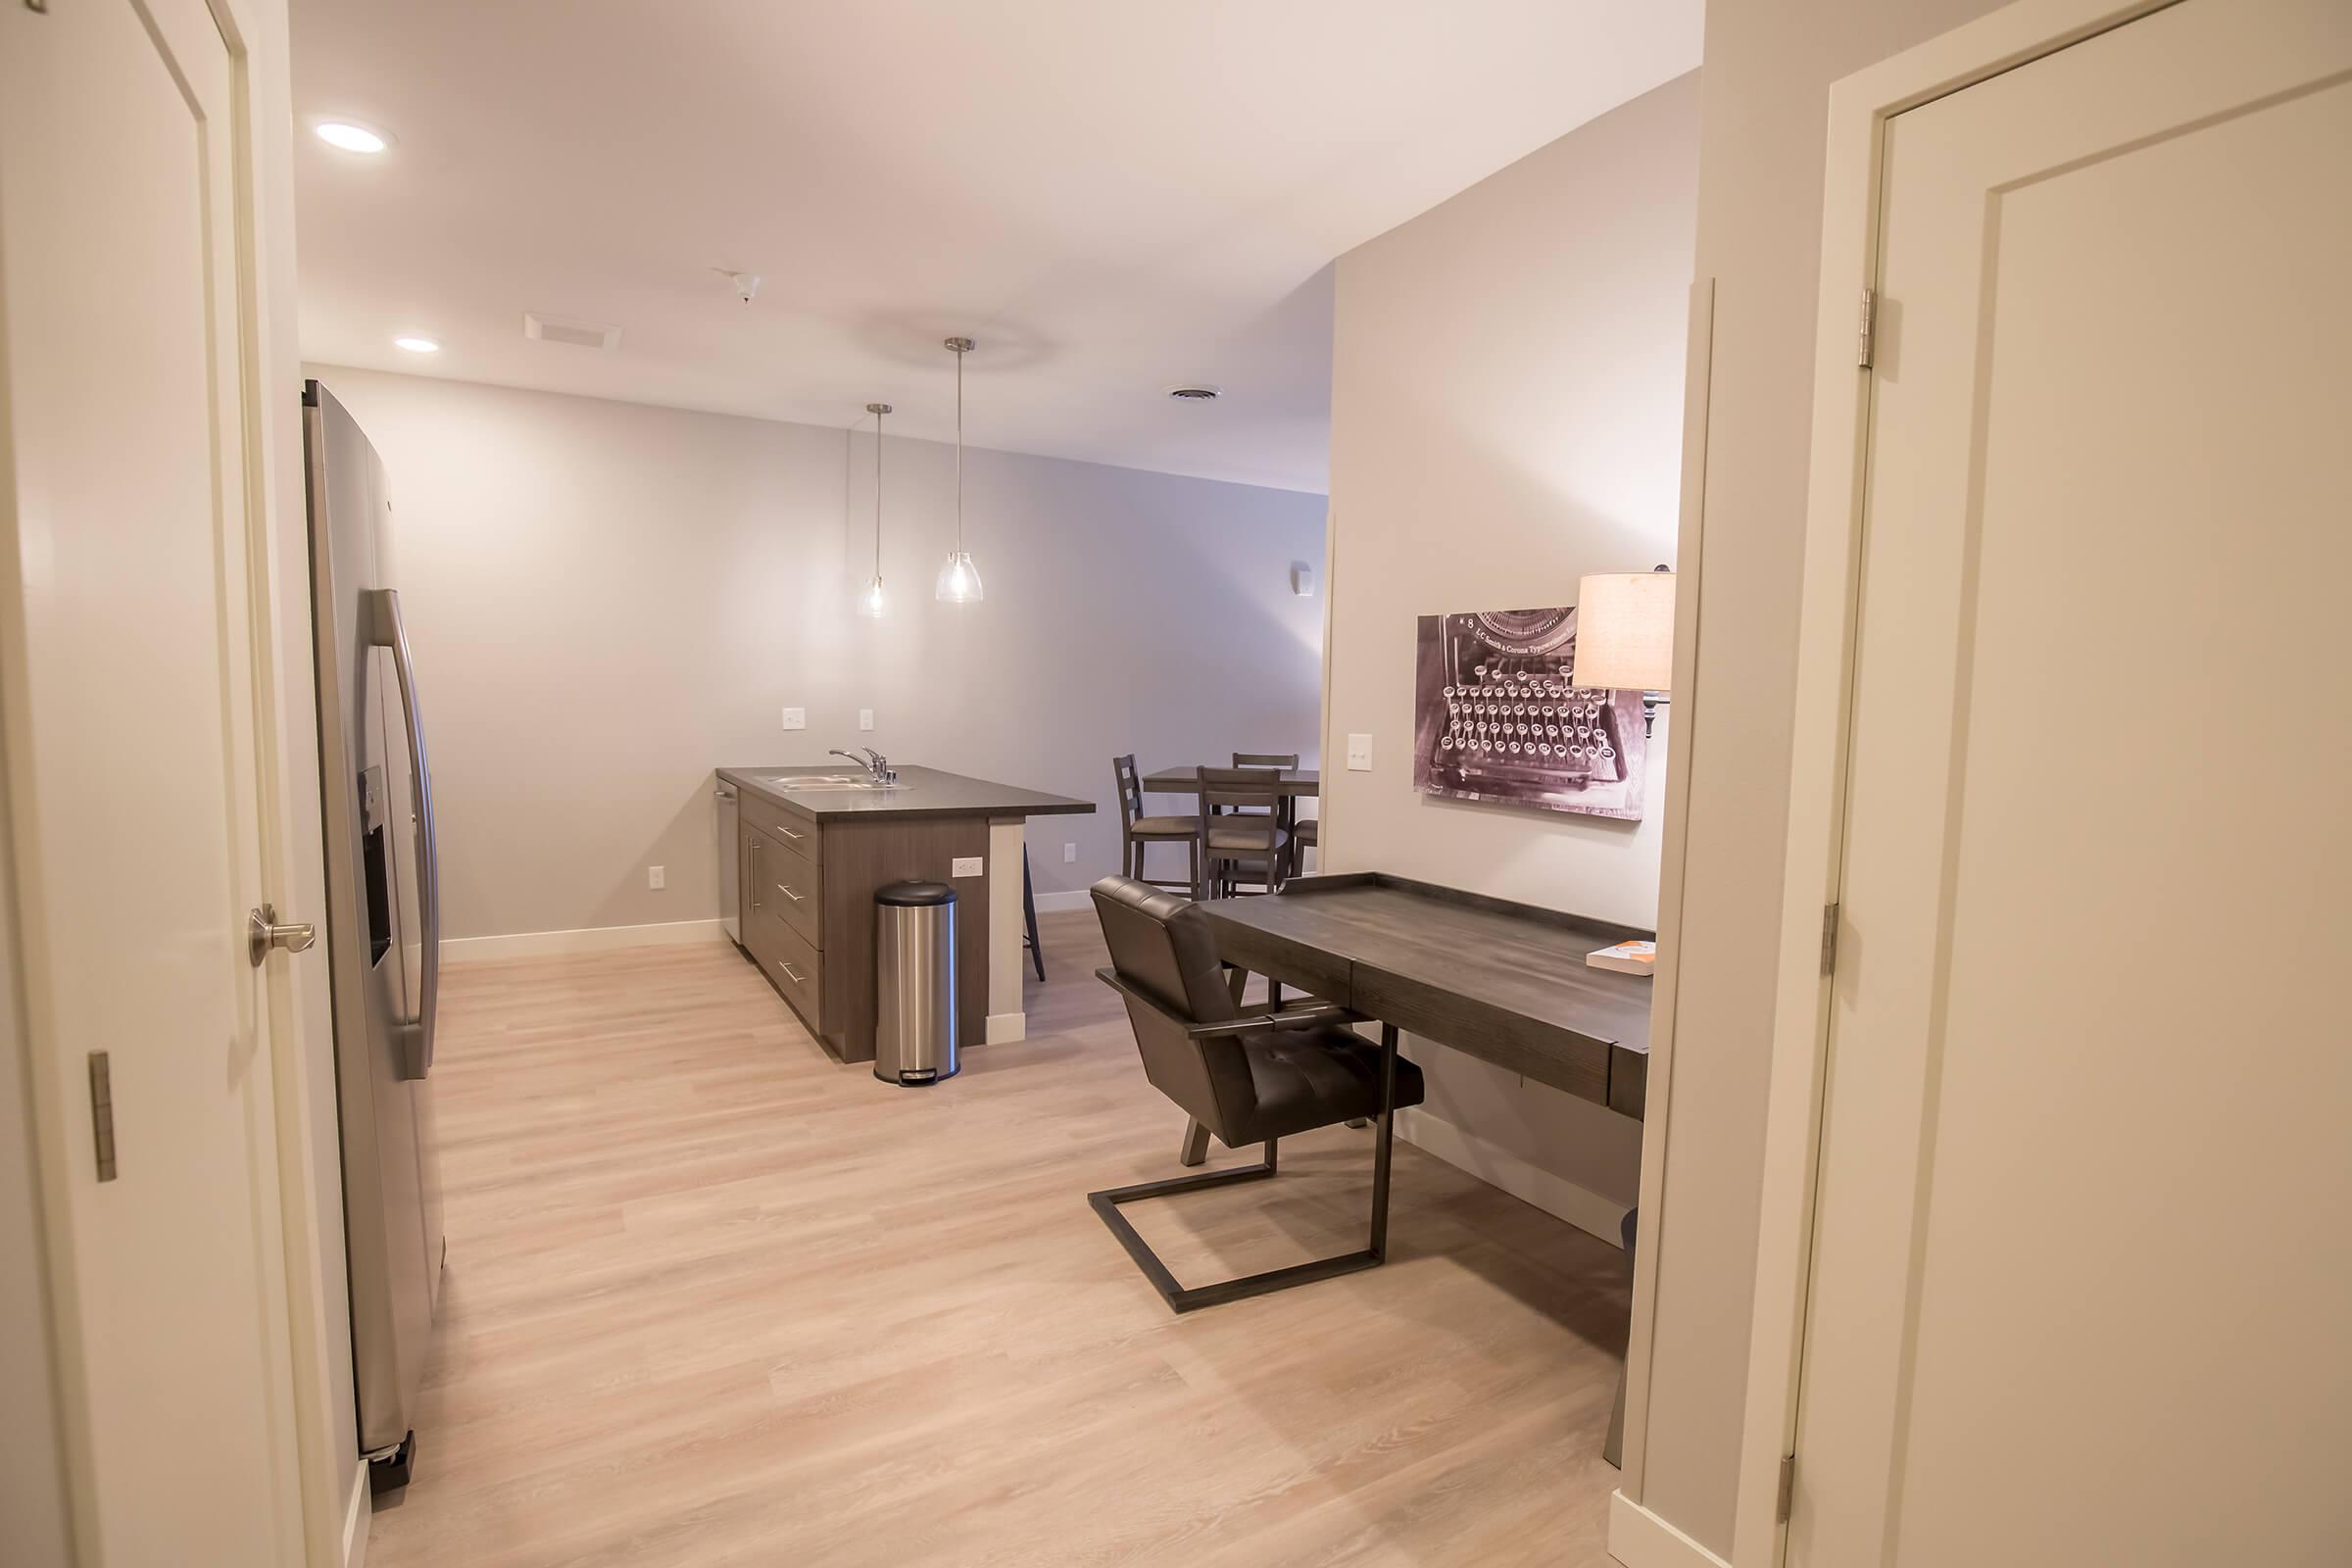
[292,1,1699,492]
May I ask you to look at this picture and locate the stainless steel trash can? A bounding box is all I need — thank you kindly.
[874,881,957,1085]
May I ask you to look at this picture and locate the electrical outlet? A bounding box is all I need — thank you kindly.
[647,865,665,890]
[858,708,874,731]
[1063,843,1077,863]
[950,856,983,878]
[780,706,806,731]
[1347,732,1373,770]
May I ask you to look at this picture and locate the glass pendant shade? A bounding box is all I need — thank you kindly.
[935,550,983,604]
[936,336,985,603]
[856,402,890,616]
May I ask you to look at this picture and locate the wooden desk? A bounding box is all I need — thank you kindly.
[1141,767,1320,800]
[1196,872,1653,1119]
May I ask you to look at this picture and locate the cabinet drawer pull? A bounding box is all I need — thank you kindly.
[777,825,806,842]
[778,961,805,985]
[775,882,805,903]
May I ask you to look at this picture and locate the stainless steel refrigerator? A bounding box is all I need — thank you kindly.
[303,380,444,1493]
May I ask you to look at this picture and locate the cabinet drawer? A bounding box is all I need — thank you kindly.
[738,789,820,866]
[746,904,823,1027]
[745,827,823,948]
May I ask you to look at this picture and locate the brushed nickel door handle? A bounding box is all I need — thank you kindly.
[775,883,805,903]
[248,905,318,967]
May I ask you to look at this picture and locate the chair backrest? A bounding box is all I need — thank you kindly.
[1198,766,1281,853]
[1232,752,1299,772]
[1090,876,1254,1141]
[1111,753,1145,832]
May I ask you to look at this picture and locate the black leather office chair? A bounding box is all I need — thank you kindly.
[1087,875,1425,1311]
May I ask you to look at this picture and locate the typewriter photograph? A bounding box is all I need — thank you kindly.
[1412,606,1647,819]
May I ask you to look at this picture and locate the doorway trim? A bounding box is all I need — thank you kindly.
[1729,2,2182,1563]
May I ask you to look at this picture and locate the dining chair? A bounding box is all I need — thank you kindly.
[1198,765,1287,897]
[1113,754,1199,895]
[1233,752,1311,881]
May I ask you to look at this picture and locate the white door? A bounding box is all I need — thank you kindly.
[1792,2,2352,1564]
[0,0,305,1562]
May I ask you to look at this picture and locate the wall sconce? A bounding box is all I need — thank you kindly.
[1572,565,1675,735]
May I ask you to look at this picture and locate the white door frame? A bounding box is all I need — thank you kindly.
[1729,2,2181,1563]
[186,1,358,1557]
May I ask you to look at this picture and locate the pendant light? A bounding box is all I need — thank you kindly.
[934,335,984,603]
[857,403,890,617]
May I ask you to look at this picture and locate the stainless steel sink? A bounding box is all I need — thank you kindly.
[753,772,904,792]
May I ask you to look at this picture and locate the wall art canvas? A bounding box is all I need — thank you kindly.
[1412,606,1646,819]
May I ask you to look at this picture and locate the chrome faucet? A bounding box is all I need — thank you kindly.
[829,748,897,785]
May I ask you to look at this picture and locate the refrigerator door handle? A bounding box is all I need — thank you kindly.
[367,587,440,1080]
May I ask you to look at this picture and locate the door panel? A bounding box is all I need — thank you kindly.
[0,0,301,1560]
[1794,3,2352,1564]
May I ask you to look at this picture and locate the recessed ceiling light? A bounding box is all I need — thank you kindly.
[393,336,439,354]
[315,121,391,154]
[1165,383,1222,401]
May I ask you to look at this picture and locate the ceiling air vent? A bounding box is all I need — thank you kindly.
[523,312,621,351]
[1164,383,1222,401]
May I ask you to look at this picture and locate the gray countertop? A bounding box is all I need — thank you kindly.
[717,764,1096,824]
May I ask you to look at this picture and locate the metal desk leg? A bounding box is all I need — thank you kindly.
[1369,1022,1397,1260]
[1178,1117,1210,1168]
[1604,1367,1628,1468]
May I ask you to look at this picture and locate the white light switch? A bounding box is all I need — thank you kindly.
[1347,733,1373,770]
[780,706,807,731]
[647,865,665,890]
[858,709,874,731]
[1063,843,1077,863]
[950,856,983,878]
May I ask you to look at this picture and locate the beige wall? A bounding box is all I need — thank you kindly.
[304,368,1327,942]
[1323,75,1698,1226]
[1635,0,2015,1553]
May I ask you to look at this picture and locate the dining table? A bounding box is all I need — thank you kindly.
[1138,766,1319,801]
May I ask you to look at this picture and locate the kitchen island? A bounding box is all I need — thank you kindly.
[717,764,1094,1061]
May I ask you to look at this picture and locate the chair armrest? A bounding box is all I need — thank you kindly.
[1094,967,1365,1038]
[1185,1002,1363,1038]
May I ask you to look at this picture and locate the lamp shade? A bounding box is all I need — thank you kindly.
[1572,571,1675,692]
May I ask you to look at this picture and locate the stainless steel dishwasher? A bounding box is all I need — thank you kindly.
[715,779,741,946]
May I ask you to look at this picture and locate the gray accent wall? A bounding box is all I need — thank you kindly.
[1323,76,1700,1228]
[305,367,1326,942]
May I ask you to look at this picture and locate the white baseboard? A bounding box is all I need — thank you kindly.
[1396,1106,1628,1247]
[1031,889,1092,913]
[342,1462,369,1568]
[1609,1490,1733,1568]
[440,917,727,961]
[985,1010,1026,1045]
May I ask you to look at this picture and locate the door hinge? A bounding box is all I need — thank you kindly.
[1856,287,1877,369]
[1820,903,1840,974]
[1776,1453,1796,1523]
[87,1052,118,1182]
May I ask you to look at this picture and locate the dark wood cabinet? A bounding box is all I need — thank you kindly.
[718,764,1095,1064]
[735,811,989,1064]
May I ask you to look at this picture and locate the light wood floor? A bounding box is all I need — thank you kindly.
[367,909,1632,1567]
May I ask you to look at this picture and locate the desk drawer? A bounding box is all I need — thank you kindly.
[739,789,820,866]
[747,827,823,948]
[746,904,822,1026]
